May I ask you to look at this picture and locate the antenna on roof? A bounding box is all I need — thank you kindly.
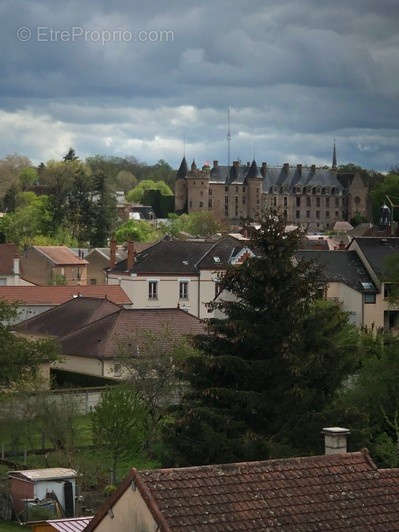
[227,106,231,168]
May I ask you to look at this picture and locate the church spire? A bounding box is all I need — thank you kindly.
[332,139,337,169]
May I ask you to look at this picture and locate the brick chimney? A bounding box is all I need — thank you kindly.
[127,241,135,271]
[110,237,117,269]
[322,427,350,455]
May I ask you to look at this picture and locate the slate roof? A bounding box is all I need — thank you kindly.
[33,246,88,265]
[0,285,131,305]
[60,308,205,359]
[296,250,377,293]
[353,237,399,279]
[0,243,20,275]
[109,237,247,275]
[86,450,399,532]
[14,296,120,338]
[205,162,344,190]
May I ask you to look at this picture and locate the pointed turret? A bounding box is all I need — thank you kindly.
[176,156,188,180]
[246,160,262,179]
[332,140,337,169]
[191,159,197,171]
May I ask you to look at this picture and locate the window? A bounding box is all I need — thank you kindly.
[384,284,392,299]
[242,196,246,204]
[208,199,212,208]
[225,186,228,192]
[316,197,320,207]
[326,197,330,207]
[316,210,320,219]
[335,198,340,207]
[335,210,339,217]
[199,201,203,208]
[283,209,287,218]
[189,200,192,208]
[284,197,287,207]
[179,281,188,300]
[225,196,229,205]
[0,278,6,286]
[306,197,311,207]
[306,210,310,218]
[326,211,330,218]
[364,293,376,304]
[235,186,239,193]
[209,188,213,195]
[200,190,203,197]
[90,278,97,285]
[312,187,316,195]
[148,281,158,300]
[273,196,277,206]
[296,197,300,207]
[296,210,300,218]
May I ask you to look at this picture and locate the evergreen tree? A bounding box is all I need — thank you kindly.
[63,148,79,162]
[89,171,117,247]
[66,168,92,243]
[164,212,359,466]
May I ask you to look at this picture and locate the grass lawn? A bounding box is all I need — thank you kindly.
[0,522,28,531]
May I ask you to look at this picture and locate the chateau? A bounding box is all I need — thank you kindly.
[175,147,369,229]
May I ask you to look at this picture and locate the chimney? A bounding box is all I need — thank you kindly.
[296,164,302,173]
[247,161,250,167]
[261,162,267,168]
[213,160,218,168]
[127,241,135,271]
[322,427,350,455]
[311,164,316,172]
[13,258,20,276]
[233,160,240,168]
[283,163,289,171]
[110,238,117,269]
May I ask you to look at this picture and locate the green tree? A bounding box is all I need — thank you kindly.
[115,170,137,193]
[0,301,59,389]
[126,180,172,203]
[115,219,160,243]
[165,212,223,237]
[164,212,359,466]
[90,171,117,247]
[91,386,147,483]
[63,148,79,162]
[19,167,38,190]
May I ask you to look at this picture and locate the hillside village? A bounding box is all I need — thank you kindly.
[1,149,399,531]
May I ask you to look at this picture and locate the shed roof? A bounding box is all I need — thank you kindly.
[9,468,76,481]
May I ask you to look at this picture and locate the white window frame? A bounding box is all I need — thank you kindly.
[179,280,189,300]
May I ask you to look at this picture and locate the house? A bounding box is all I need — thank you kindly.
[85,428,399,531]
[86,242,154,285]
[348,237,399,332]
[21,246,88,286]
[0,243,33,286]
[296,250,378,327]
[14,297,205,382]
[106,236,253,319]
[0,285,131,323]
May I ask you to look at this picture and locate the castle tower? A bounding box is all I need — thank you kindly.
[246,160,263,219]
[175,156,188,212]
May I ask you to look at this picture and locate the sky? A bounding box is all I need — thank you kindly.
[1,0,399,171]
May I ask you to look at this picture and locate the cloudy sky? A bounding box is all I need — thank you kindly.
[1,0,399,170]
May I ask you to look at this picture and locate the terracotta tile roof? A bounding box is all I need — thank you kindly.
[0,285,131,305]
[0,243,20,275]
[33,246,88,265]
[14,296,121,338]
[86,450,399,531]
[60,308,205,358]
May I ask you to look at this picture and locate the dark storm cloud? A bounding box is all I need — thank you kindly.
[0,0,398,169]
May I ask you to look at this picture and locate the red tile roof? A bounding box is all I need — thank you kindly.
[0,285,131,305]
[0,243,20,275]
[60,308,205,358]
[33,246,88,265]
[85,450,399,532]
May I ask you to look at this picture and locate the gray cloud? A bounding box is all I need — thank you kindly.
[0,0,398,170]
